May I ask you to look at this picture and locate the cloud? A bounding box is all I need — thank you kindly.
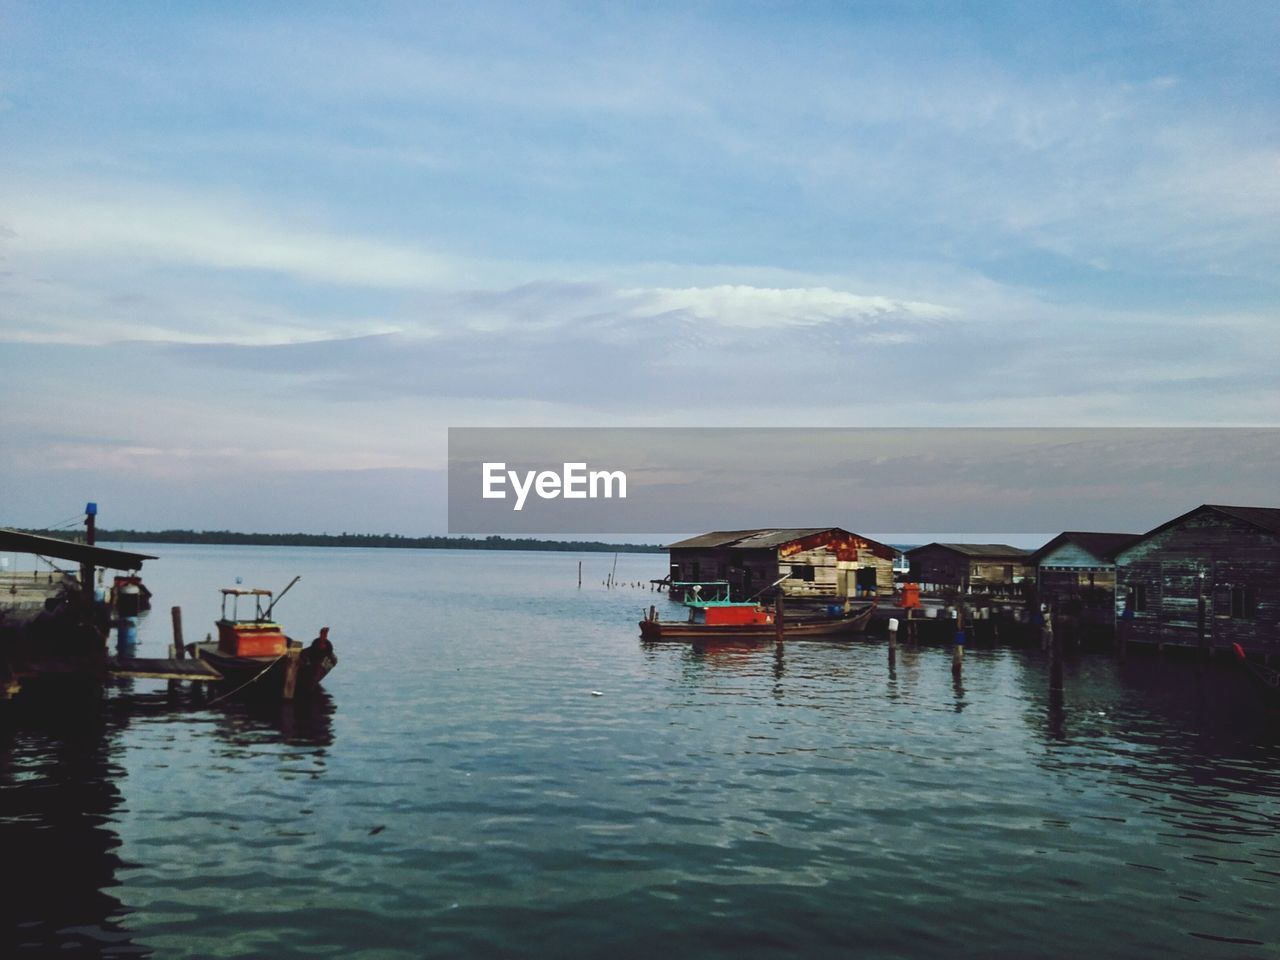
[144,279,1275,428]
[0,180,454,291]
[626,286,953,331]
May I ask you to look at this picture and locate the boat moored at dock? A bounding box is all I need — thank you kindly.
[191,581,336,700]
[639,581,875,641]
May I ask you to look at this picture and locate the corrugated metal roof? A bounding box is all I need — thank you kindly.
[906,542,1032,559]
[1030,532,1140,564]
[666,530,776,550]
[725,528,834,550]
[0,529,156,570]
[667,528,847,550]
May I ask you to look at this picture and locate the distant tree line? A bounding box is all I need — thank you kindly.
[21,528,666,553]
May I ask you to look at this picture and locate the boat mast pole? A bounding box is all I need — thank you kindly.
[746,574,791,604]
[80,501,97,604]
[264,575,302,618]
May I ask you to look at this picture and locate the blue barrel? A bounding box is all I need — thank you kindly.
[116,616,139,655]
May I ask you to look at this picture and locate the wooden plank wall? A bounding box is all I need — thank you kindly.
[1116,511,1280,653]
[777,546,894,596]
[671,542,893,598]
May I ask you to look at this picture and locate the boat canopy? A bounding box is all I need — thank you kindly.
[220,587,277,623]
[672,581,755,608]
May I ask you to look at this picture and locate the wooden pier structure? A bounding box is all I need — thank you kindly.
[0,526,165,701]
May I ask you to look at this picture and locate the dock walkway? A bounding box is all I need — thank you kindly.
[107,657,223,681]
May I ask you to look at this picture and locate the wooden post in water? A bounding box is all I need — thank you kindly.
[774,593,785,644]
[1049,613,1063,691]
[952,606,964,676]
[282,646,301,701]
[888,616,898,667]
[171,605,185,659]
[80,502,97,610]
[578,561,582,589]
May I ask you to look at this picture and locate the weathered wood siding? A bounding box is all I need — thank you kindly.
[1037,543,1118,616]
[777,546,894,596]
[1115,511,1280,653]
[908,547,968,587]
[671,531,894,600]
[969,561,1030,588]
[908,547,1029,592]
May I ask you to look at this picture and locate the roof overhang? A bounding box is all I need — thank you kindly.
[0,529,156,570]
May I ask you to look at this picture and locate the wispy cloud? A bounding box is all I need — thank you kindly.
[0,180,454,290]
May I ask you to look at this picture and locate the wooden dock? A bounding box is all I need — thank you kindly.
[107,657,223,682]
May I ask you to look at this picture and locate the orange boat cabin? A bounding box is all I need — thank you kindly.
[216,587,288,657]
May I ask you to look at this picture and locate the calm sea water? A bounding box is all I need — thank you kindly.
[3,544,1279,959]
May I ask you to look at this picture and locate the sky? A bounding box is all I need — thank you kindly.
[1,1,1277,535]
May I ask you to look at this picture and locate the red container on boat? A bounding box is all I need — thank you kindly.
[217,620,287,657]
[901,583,921,609]
[702,605,772,626]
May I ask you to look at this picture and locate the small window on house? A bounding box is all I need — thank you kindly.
[790,564,816,582]
[1127,583,1147,613]
[1230,585,1256,619]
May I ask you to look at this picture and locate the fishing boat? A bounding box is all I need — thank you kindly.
[109,573,152,616]
[639,581,875,641]
[1233,643,1280,708]
[190,578,336,700]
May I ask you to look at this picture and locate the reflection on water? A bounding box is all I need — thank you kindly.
[198,689,336,750]
[4,545,1280,959]
[0,687,336,958]
[0,697,143,958]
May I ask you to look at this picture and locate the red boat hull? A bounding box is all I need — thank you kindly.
[640,602,875,641]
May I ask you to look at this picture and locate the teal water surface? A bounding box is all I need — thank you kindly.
[3,545,1279,958]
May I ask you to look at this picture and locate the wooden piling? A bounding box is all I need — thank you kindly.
[578,561,582,588]
[952,606,964,675]
[774,593,785,644]
[281,646,301,701]
[171,605,185,659]
[1049,616,1064,692]
[888,616,898,654]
